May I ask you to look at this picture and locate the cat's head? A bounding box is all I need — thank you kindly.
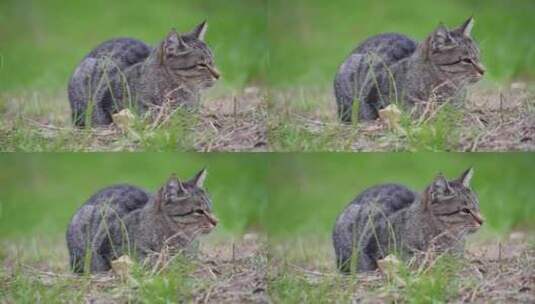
[154,169,218,234]
[424,168,484,235]
[422,17,485,85]
[158,21,220,89]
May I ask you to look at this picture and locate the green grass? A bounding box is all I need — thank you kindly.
[398,255,460,303]
[133,255,196,303]
[400,103,463,151]
[270,269,353,303]
[0,88,267,152]
[268,235,535,303]
[269,255,460,303]
[268,236,464,303]
[0,237,230,303]
[268,119,353,152]
[268,104,462,152]
[0,97,200,152]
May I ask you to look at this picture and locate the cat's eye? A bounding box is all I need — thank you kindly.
[194,209,205,216]
[461,58,472,64]
[461,208,470,214]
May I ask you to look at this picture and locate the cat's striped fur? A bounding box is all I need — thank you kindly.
[68,21,219,127]
[332,168,483,273]
[334,17,485,123]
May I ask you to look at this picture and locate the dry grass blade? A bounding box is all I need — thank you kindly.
[195,88,268,151]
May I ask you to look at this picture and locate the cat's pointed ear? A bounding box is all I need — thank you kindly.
[189,168,207,188]
[156,174,187,208]
[455,16,474,37]
[429,173,451,197]
[455,167,474,188]
[188,20,208,41]
[163,29,189,56]
[430,23,453,50]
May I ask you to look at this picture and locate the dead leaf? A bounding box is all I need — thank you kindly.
[377,254,406,286]
[112,109,135,132]
[378,104,402,130]
[111,255,134,279]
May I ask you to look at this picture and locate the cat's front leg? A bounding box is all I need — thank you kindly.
[359,72,394,121]
[90,252,111,273]
[356,252,379,272]
[358,86,382,121]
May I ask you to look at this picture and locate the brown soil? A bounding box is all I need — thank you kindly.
[1,235,268,303]
[268,233,535,303]
[269,83,535,151]
[0,88,268,152]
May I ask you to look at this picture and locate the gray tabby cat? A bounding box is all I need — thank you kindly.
[66,169,218,273]
[334,17,485,123]
[68,21,220,127]
[332,168,483,273]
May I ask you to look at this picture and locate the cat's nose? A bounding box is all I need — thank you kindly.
[206,65,221,79]
[206,214,219,226]
[474,63,486,75]
[472,212,484,226]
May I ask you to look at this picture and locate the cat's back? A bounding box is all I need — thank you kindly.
[349,183,416,213]
[352,33,417,65]
[68,184,150,230]
[83,37,152,67]
[67,184,150,244]
[334,183,416,237]
[82,184,150,213]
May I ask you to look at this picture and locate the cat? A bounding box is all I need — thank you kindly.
[332,168,484,273]
[68,21,220,127]
[66,169,218,273]
[334,17,485,123]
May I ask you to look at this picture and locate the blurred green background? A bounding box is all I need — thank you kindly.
[0,153,268,239]
[2,0,533,92]
[0,0,267,93]
[266,153,535,238]
[268,0,535,87]
[3,153,533,240]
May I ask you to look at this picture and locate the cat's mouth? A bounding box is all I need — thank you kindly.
[200,214,218,233]
[203,64,221,80]
[466,210,484,233]
[465,213,484,233]
[199,77,218,89]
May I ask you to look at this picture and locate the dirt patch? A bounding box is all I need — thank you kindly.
[195,87,268,151]
[268,83,535,151]
[0,88,267,152]
[458,86,535,151]
[1,235,268,303]
[189,235,268,303]
[268,234,535,303]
